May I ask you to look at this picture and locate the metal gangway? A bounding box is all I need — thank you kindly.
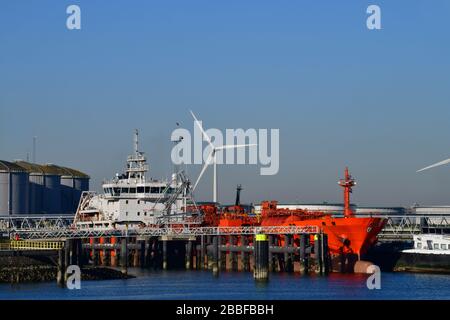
[1,214,449,241]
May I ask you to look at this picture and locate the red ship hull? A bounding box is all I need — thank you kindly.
[260,215,386,257]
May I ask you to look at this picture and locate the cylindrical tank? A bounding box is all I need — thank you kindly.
[0,169,9,216]
[13,161,90,215]
[59,166,90,214]
[29,173,44,214]
[61,174,74,214]
[15,161,45,214]
[42,166,62,215]
[0,160,30,215]
[73,176,89,210]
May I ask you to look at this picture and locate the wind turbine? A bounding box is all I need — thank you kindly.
[190,111,257,203]
[417,157,450,173]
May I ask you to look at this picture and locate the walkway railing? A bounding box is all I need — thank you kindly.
[0,240,64,251]
[1,214,449,241]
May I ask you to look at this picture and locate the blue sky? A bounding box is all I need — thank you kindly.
[1,1,450,206]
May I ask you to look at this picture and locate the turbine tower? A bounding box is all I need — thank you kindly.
[417,157,450,173]
[190,111,257,203]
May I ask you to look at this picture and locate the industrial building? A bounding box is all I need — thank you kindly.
[0,160,89,216]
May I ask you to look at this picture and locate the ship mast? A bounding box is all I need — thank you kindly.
[126,129,148,182]
[339,167,356,218]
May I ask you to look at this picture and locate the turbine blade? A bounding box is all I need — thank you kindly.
[216,144,258,151]
[192,151,214,191]
[190,110,213,147]
[417,158,450,173]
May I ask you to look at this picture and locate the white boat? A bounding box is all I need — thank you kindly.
[74,130,200,229]
[403,234,450,255]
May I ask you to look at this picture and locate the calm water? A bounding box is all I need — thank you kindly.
[0,269,449,300]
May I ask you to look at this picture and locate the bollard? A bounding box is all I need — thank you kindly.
[253,234,269,281]
[120,238,128,276]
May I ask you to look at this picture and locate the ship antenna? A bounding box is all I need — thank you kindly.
[134,129,139,155]
[339,167,356,218]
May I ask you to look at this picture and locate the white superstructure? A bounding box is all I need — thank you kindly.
[403,234,450,255]
[74,130,199,229]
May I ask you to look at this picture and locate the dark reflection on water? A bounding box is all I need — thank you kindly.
[0,269,449,300]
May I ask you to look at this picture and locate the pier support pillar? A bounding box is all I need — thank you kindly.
[212,236,219,276]
[57,247,65,287]
[299,234,309,275]
[64,239,71,283]
[253,234,269,281]
[139,240,146,268]
[284,235,293,273]
[120,238,128,276]
[92,238,99,266]
[231,236,238,272]
[162,239,168,270]
[186,241,192,270]
[268,236,274,272]
[314,234,324,274]
[241,236,249,272]
[200,235,206,270]
[322,233,329,275]
[219,236,226,271]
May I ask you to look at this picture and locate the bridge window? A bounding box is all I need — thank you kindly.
[151,187,160,193]
[121,188,129,194]
[113,188,120,196]
[137,187,145,193]
[434,243,439,250]
[145,187,150,193]
[138,200,140,204]
[130,188,136,194]
[441,244,446,250]
[137,212,140,216]
[417,242,422,249]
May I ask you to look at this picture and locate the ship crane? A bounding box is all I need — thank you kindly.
[338,167,356,218]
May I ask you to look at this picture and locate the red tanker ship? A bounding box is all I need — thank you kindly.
[200,168,386,258]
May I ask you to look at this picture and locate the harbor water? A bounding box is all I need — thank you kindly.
[0,269,449,300]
